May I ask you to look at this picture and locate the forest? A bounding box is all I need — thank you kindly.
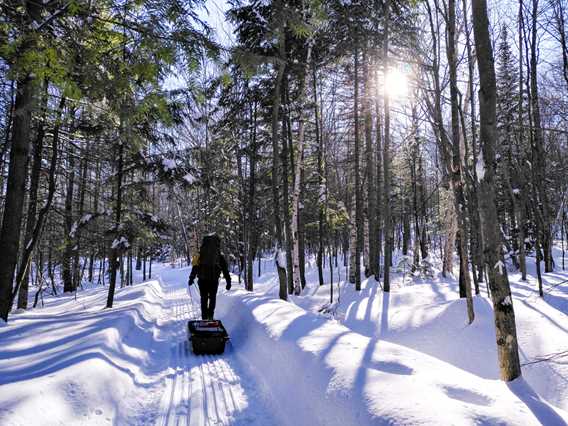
[1,0,568,424]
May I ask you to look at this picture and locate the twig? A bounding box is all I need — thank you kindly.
[522,350,568,366]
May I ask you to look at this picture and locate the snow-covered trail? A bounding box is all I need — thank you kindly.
[2,257,567,425]
[0,264,275,426]
[154,267,274,426]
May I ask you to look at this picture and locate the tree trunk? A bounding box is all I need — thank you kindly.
[529,0,553,273]
[62,138,76,293]
[12,96,65,310]
[364,49,377,280]
[0,74,34,321]
[0,80,15,193]
[375,85,384,278]
[298,166,307,289]
[271,14,288,299]
[382,0,393,292]
[291,41,313,295]
[106,140,124,308]
[517,0,528,281]
[314,64,325,287]
[72,140,89,290]
[246,101,258,292]
[447,0,474,323]
[17,80,48,309]
[282,78,294,295]
[472,0,522,381]
[353,43,363,291]
[552,0,568,87]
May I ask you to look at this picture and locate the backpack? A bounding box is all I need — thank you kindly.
[198,234,221,281]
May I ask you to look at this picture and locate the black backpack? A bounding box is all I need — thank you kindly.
[198,234,221,281]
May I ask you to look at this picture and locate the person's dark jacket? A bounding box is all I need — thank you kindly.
[188,254,231,290]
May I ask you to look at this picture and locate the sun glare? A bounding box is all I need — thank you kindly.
[385,69,409,99]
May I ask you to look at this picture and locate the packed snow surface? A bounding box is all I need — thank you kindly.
[1,249,568,425]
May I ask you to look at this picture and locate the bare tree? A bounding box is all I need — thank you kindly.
[472,0,522,381]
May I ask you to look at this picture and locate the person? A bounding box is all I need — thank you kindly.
[188,234,231,320]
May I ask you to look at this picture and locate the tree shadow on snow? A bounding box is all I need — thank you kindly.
[507,378,568,426]
[0,305,169,387]
[341,280,388,338]
[518,299,568,334]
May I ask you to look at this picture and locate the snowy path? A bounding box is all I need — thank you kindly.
[155,270,273,426]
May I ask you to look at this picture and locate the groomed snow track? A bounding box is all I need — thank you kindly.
[156,279,272,426]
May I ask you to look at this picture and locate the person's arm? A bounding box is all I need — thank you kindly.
[220,255,231,289]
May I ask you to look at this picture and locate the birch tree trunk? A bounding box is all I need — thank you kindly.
[291,41,313,295]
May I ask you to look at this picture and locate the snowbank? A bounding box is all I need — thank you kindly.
[0,280,170,425]
[218,288,568,425]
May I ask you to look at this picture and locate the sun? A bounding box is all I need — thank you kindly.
[385,68,409,99]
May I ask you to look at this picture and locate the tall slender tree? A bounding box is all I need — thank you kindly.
[472,0,522,381]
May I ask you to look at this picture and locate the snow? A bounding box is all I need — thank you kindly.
[71,215,97,237]
[1,249,568,425]
[183,173,195,184]
[111,237,130,249]
[69,222,78,237]
[276,250,286,268]
[162,158,177,172]
[494,260,505,275]
[476,156,486,182]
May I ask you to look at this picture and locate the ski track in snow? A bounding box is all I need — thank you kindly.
[156,276,269,426]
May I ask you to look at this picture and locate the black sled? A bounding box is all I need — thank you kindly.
[187,320,229,355]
